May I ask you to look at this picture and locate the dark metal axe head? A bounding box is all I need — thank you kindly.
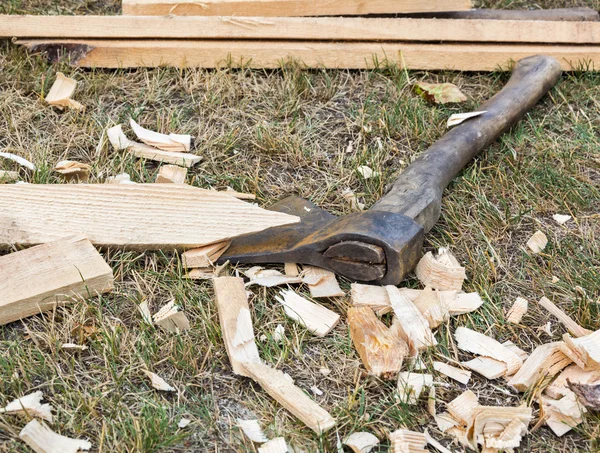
[221,196,424,285]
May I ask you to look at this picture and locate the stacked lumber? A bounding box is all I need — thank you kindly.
[1,11,600,70]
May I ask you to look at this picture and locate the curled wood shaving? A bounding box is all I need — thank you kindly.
[0,391,53,422]
[20,419,91,453]
[130,118,190,152]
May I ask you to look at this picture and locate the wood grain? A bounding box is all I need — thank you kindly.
[22,39,600,71]
[122,0,472,16]
[0,184,299,250]
[0,236,114,325]
[6,15,600,44]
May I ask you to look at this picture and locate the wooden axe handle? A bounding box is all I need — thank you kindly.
[372,55,561,232]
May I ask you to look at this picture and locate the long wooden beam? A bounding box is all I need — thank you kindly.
[20,40,600,71]
[121,0,472,17]
[4,15,600,44]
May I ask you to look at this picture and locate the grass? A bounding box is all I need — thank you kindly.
[0,0,599,451]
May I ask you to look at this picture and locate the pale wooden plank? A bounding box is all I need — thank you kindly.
[21,40,600,71]
[213,277,261,376]
[0,236,114,325]
[0,184,299,250]
[7,16,600,44]
[122,0,472,16]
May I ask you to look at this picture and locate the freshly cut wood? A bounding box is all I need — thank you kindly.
[0,151,36,171]
[412,286,449,328]
[186,268,215,279]
[107,124,201,167]
[0,391,53,422]
[545,364,600,399]
[302,266,344,298]
[560,330,600,370]
[541,391,586,436]
[246,270,303,287]
[415,249,466,291]
[462,356,507,379]
[54,160,91,182]
[23,40,600,71]
[182,241,230,269]
[433,361,471,385]
[507,342,572,391]
[258,437,288,453]
[0,184,299,249]
[213,277,261,376]
[106,172,134,184]
[275,289,340,337]
[153,300,190,333]
[242,362,335,434]
[553,214,572,225]
[447,111,486,128]
[45,72,83,111]
[502,341,530,361]
[143,370,176,391]
[284,262,299,277]
[455,327,523,375]
[122,0,472,16]
[344,432,379,453]
[526,230,548,253]
[236,419,268,443]
[473,406,532,450]
[61,343,88,351]
[423,7,599,21]
[447,390,479,427]
[389,429,427,453]
[156,165,187,184]
[397,372,433,404]
[0,236,113,325]
[0,170,18,182]
[350,283,392,315]
[130,119,190,152]
[20,419,91,453]
[387,286,436,354]
[446,292,483,315]
[347,306,408,378]
[538,296,592,337]
[506,297,528,324]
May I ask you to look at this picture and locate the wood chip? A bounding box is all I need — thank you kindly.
[461,356,507,379]
[0,391,53,422]
[389,429,427,453]
[447,111,486,127]
[348,306,408,378]
[0,151,36,170]
[178,418,191,428]
[455,327,523,375]
[20,419,91,453]
[185,268,215,279]
[241,362,336,434]
[182,241,230,269]
[130,118,190,152]
[258,437,288,453]
[45,72,84,111]
[473,406,532,450]
[302,266,344,298]
[105,172,134,184]
[271,324,285,342]
[447,292,483,315]
[236,419,268,443]
[153,300,190,333]
[412,286,449,328]
[526,230,548,253]
[560,330,600,370]
[397,372,433,404]
[538,296,592,338]
[553,214,572,225]
[415,249,466,291]
[447,390,479,427]
[541,391,586,436]
[143,370,176,391]
[344,432,379,453]
[434,412,459,432]
[388,286,437,354]
[54,160,91,182]
[508,342,572,391]
[501,341,530,361]
[356,165,379,179]
[213,277,261,376]
[246,273,304,287]
[275,289,340,337]
[350,283,392,315]
[545,364,600,399]
[284,262,299,277]
[433,361,471,385]
[156,164,188,184]
[341,188,365,211]
[506,297,528,324]
[0,235,114,326]
[61,343,88,351]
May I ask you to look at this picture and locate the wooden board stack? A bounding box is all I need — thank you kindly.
[3,3,600,70]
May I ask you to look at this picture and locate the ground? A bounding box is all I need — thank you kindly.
[0,0,599,452]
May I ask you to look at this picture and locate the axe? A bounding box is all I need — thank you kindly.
[221,55,561,285]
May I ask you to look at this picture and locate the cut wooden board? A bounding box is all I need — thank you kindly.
[0,184,299,250]
[182,241,231,269]
[213,277,261,376]
[455,327,523,375]
[9,16,600,44]
[275,289,340,337]
[156,165,187,184]
[507,342,572,391]
[242,362,335,434]
[348,306,408,378]
[0,236,113,325]
[121,0,472,16]
[21,40,600,71]
[538,296,592,337]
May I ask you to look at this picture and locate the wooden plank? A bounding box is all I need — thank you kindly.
[21,40,600,71]
[7,15,600,44]
[213,277,261,376]
[0,236,113,326]
[121,0,472,17]
[242,362,336,434]
[0,184,299,250]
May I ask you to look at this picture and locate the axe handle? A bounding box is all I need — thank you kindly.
[372,55,561,232]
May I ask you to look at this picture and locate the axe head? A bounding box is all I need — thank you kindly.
[220,196,423,285]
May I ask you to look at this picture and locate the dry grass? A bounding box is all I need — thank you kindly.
[1,0,599,452]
